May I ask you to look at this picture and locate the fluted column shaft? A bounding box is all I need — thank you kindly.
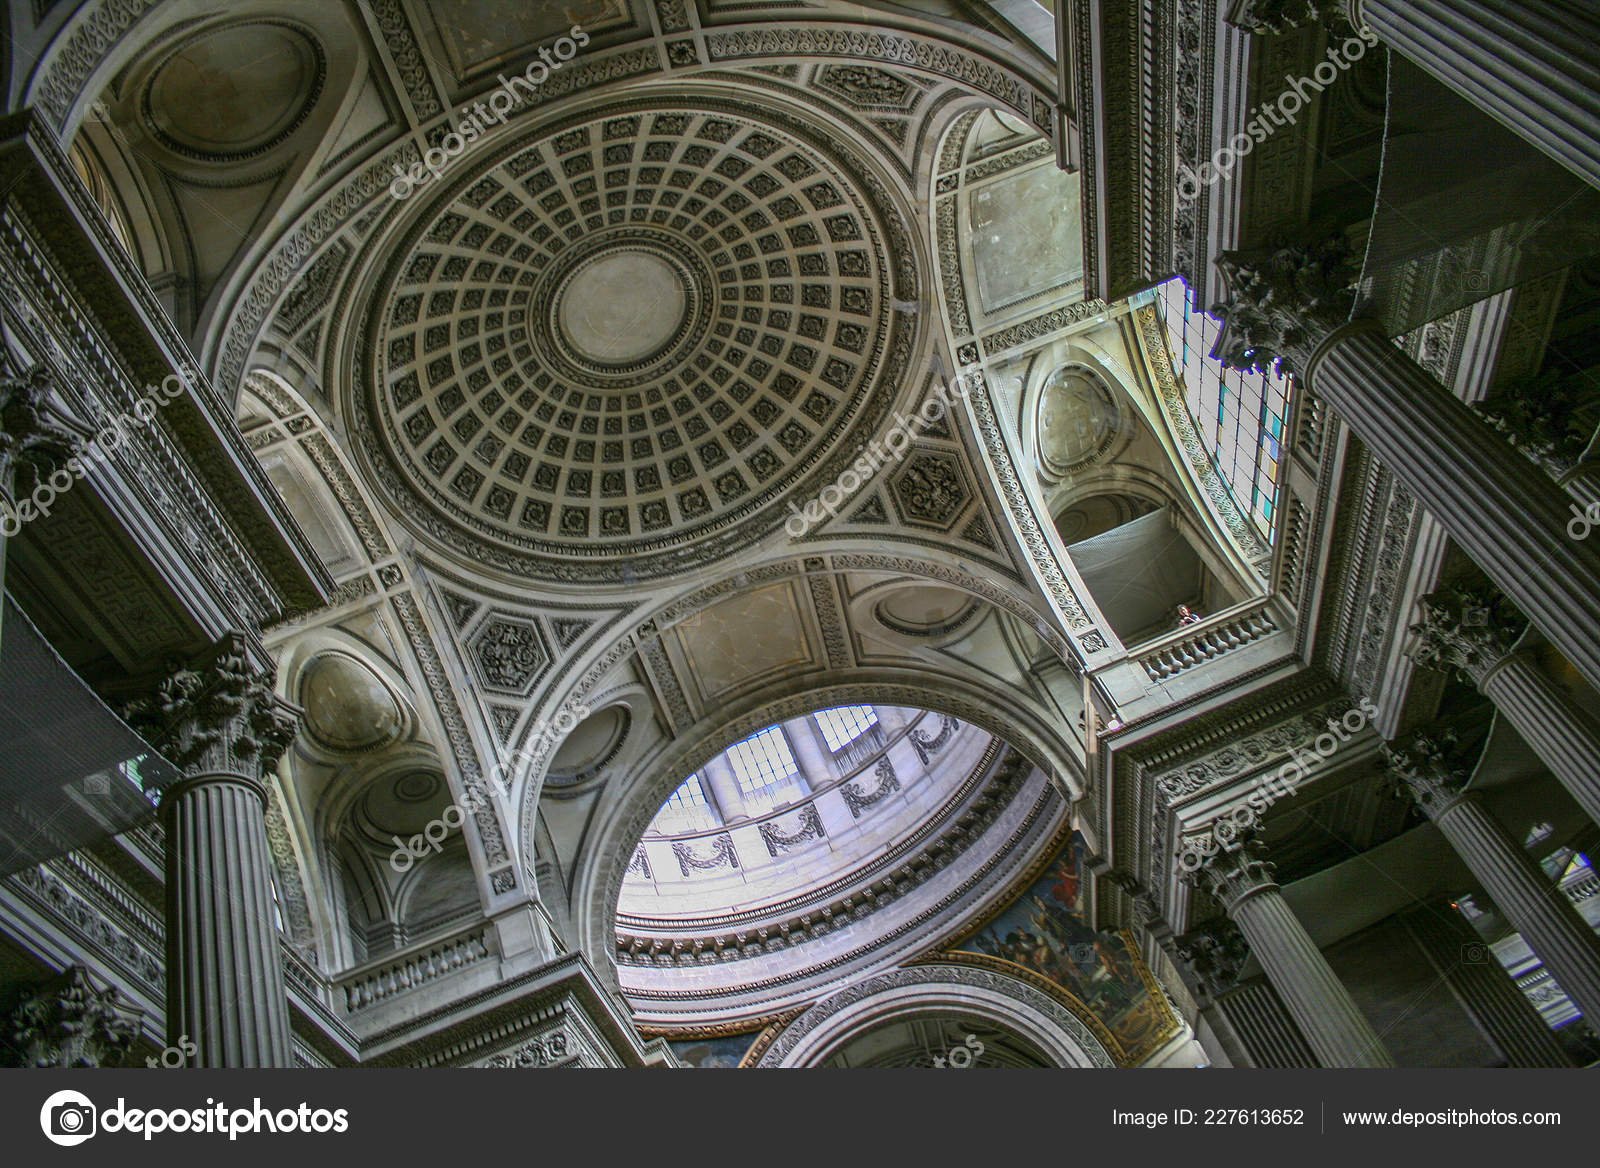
[699,754,748,822]
[1185,843,1394,1066]
[124,632,301,1069]
[1227,882,1395,1066]
[1480,654,1600,827]
[1354,0,1600,192]
[1401,904,1571,1066]
[1215,983,1319,1068]
[1306,319,1600,694]
[163,772,292,1067]
[1406,778,1600,1026]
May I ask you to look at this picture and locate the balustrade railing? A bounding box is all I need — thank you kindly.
[338,925,494,1012]
[1135,601,1280,682]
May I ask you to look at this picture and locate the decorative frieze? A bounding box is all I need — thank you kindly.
[673,834,738,877]
[841,757,901,818]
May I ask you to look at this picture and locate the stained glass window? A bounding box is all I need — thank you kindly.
[814,705,879,752]
[1156,276,1292,542]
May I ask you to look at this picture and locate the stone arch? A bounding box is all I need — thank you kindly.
[752,963,1115,1067]
[561,664,1084,988]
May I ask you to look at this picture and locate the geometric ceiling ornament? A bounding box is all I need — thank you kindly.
[891,450,972,530]
[467,613,552,697]
[548,616,594,651]
[959,511,998,551]
[848,491,890,525]
[440,588,481,630]
[357,95,914,584]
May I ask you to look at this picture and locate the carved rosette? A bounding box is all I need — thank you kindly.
[2,966,141,1067]
[124,632,300,788]
[0,365,75,504]
[1211,237,1360,378]
[1407,584,1527,686]
[1380,730,1471,815]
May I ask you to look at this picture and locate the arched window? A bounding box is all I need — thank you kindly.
[727,726,806,812]
[651,774,719,834]
[814,705,878,751]
[1157,276,1292,542]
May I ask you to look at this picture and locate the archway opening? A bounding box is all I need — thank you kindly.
[614,704,1067,1030]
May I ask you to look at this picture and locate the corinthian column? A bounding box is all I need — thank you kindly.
[1227,1,1600,192]
[126,633,300,1068]
[1408,584,1600,828]
[1383,733,1600,1027]
[1211,237,1600,696]
[1179,835,1395,1066]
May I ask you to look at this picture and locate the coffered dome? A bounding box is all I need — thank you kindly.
[359,94,916,583]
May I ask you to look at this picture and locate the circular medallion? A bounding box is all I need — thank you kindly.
[143,22,324,160]
[557,250,688,366]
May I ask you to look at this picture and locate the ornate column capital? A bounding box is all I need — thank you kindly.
[1174,918,1250,1001]
[1179,833,1279,911]
[0,364,75,503]
[1225,0,1355,35]
[123,632,299,788]
[1473,367,1596,478]
[1380,729,1472,816]
[1407,584,1527,686]
[1211,236,1361,379]
[2,966,141,1067]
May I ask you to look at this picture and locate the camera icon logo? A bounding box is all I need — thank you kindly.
[40,1089,97,1146]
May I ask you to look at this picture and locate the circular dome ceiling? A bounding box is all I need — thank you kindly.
[362,97,914,582]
